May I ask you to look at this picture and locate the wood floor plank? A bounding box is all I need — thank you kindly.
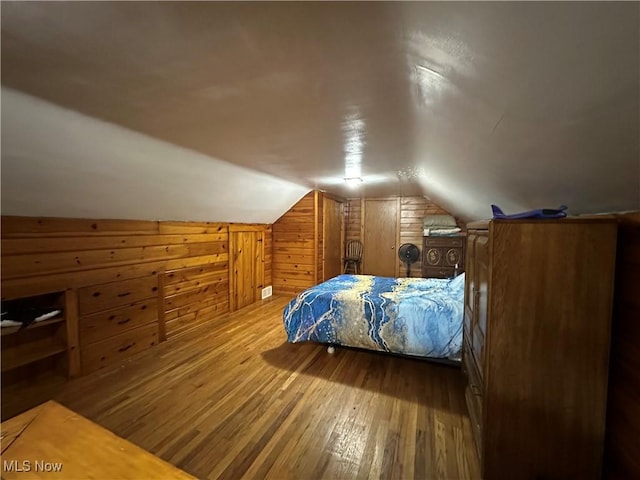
[46,295,480,479]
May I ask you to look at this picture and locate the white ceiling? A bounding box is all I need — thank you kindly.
[1,2,639,221]
[1,87,309,224]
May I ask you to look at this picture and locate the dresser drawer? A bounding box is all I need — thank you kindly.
[423,246,445,266]
[422,266,455,279]
[79,276,158,315]
[81,323,159,374]
[465,385,484,461]
[424,237,464,247]
[80,298,158,345]
[423,237,465,275]
[443,247,464,267]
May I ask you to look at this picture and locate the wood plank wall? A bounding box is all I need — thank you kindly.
[345,198,362,244]
[344,196,464,277]
[272,191,317,297]
[264,225,273,287]
[1,216,272,364]
[605,212,640,479]
[316,193,324,284]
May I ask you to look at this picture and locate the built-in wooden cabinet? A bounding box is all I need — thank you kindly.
[422,236,465,278]
[78,275,160,375]
[462,218,617,479]
[1,290,79,420]
[0,215,266,418]
[229,225,266,311]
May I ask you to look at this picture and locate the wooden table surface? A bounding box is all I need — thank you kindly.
[0,401,195,479]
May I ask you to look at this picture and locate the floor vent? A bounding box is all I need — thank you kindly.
[261,286,273,299]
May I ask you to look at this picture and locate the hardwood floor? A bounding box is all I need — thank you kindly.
[55,296,481,479]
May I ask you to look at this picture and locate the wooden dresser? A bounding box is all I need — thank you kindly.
[462,218,617,480]
[422,235,465,278]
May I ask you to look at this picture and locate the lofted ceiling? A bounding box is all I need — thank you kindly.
[1,1,639,222]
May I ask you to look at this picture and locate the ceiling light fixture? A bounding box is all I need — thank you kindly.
[344,177,363,188]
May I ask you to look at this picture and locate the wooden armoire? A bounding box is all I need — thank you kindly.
[463,218,617,479]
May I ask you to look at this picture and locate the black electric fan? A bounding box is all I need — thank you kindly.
[398,243,420,276]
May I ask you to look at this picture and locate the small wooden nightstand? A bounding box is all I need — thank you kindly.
[421,236,466,278]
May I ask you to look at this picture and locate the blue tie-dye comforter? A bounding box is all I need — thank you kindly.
[283,273,465,360]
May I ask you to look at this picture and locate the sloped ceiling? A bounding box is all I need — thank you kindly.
[1,2,639,222]
[1,88,309,224]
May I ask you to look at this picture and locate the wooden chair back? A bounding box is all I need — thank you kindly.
[345,240,363,260]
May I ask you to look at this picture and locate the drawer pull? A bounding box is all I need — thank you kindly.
[118,343,134,352]
[117,292,131,298]
[117,318,131,325]
[470,384,482,396]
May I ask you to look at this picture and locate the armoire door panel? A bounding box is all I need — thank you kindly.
[475,234,490,336]
[465,233,477,315]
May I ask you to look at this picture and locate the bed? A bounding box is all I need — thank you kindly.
[282,273,465,361]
